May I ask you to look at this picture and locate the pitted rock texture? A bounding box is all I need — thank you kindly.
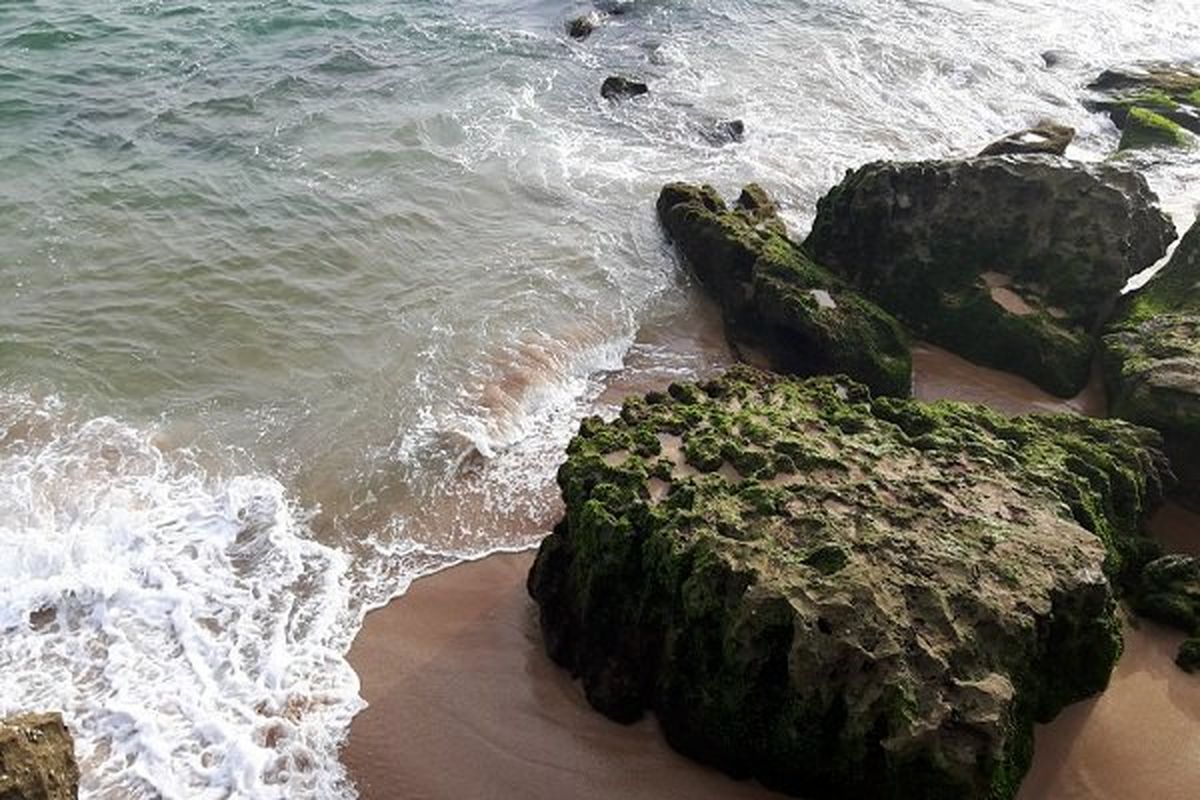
[1104,217,1200,506]
[0,713,80,800]
[804,156,1176,397]
[657,183,911,397]
[528,366,1169,800]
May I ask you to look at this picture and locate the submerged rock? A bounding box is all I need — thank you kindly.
[601,75,648,100]
[0,713,80,800]
[979,121,1074,157]
[1104,217,1200,505]
[657,183,911,397]
[699,118,746,146]
[1084,62,1200,147]
[804,156,1176,397]
[529,366,1169,799]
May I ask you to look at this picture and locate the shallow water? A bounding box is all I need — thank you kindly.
[1,1,1199,797]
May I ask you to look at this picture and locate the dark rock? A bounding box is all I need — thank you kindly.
[0,713,80,800]
[567,14,598,40]
[1131,554,1200,634]
[804,156,1176,397]
[979,121,1074,157]
[601,75,648,101]
[529,366,1169,800]
[700,118,745,146]
[1104,217,1200,506]
[1177,638,1200,673]
[657,183,911,397]
[1041,50,1069,69]
[1084,62,1200,138]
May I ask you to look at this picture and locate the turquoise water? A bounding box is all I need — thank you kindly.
[1,1,1198,797]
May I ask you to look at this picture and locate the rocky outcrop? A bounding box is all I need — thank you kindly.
[657,184,911,397]
[979,121,1074,157]
[804,156,1176,397]
[529,366,1170,799]
[1104,217,1200,506]
[1130,554,1200,671]
[601,76,648,100]
[0,713,80,800]
[1085,63,1200,141]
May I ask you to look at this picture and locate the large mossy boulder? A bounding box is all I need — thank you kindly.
[0,713,80,800]
[1085,63,1200,140]
[657,183,911,397]
[1104,217,1200,506]
[803,156,1176,397]
[528,366,1170,799]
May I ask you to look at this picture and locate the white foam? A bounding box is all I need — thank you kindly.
[0,393,360,799]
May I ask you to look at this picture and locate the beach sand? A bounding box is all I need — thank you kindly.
[342,339,1200,800]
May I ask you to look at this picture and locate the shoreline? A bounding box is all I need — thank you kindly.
[341,325,1198,799]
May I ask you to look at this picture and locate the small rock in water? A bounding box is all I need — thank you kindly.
[601,75,648,100]
[1041,49,1068,68]
[566,13,600,40]
[979,120,1075,156]
[700,118,745,146]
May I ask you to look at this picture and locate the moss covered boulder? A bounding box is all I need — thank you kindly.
[528,366,1170,799]
[1085,63,1200,140]
[0,713,80,800]
[1130,554,1200,671]
[1103,217,1200,505]
[804,157,1176,396]
[657,183,911,397]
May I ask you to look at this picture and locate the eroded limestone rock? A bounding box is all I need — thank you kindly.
[0,713,80,800]
[529,366,1170,799]
[804,156,1176,396]
[657,183,911,397]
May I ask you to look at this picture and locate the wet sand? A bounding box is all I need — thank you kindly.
[342,552,783,800]
[343,328,1199,800]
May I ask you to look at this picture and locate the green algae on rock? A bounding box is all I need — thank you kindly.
[1085,62,1200,138]
[0,713,80,800]
[804,156,1176,397]
[1130,554,1200,671]
[1177,638,1200,673]
[528,366,1170,799]
[1104,217,1200,506]
[1118,107,1194,151]
[656,183,911,397]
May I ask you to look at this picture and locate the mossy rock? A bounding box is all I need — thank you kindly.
[804,157,1175,397]
[1104,217,1200,505]
[1130,554,1200,634]
[657,183,912,397]
[1177,638,1200,673]
[529,366,1171,799]
[1085,63,1200,137]
[1118,107,1194,151]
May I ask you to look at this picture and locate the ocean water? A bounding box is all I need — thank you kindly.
[0,1,1198,797]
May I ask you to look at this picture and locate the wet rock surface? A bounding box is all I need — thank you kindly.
[601,75,648,100]
[529,366,1170,800]
[804,156,1176,397]
[979,121,1074,157]
[1104,217,1200,507]
[0,713,80,800]
[1085,62,1200,141]
[657,183,911,397]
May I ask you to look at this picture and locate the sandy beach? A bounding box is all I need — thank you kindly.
[342,341,1200,799]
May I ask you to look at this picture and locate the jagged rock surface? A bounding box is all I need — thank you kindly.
[0,713,80,800]
[657,183,911,397]
[1104,217,1200,506]
[804,156,1176,396]
[1085,62,1200,139]
[528,366,1170,799]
